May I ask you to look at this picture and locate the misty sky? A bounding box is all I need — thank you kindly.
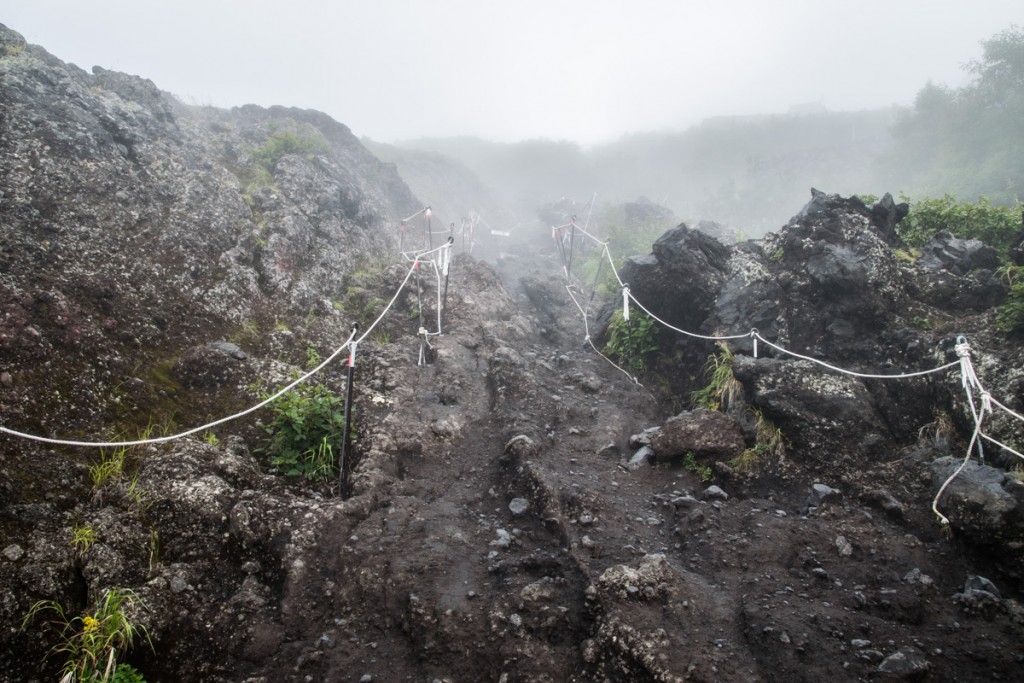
[3,1,1021,145]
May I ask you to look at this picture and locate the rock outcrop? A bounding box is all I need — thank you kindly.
[618,188,1024,557]
[0,23,419,440]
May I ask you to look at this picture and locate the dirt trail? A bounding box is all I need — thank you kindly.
[245,239,1024,681]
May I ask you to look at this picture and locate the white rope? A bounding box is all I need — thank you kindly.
[754,333,960,379]
[980,433,1024,461]
[551,215,1024,531]
[0,330,354,449]
[573,223,609,247]
[581,193,596,233]
[628,292,750,342]
[932,408,987,527]
[403,206,429,223]
[928,338,1024,525]
[990,395,1024,423]
[400,239,452,262]
[564,284,642,386]
[603,245,625,288]
[578,224,960,377]
[2,260,421,449]
[434,257,443,335]
[355,260,419,346]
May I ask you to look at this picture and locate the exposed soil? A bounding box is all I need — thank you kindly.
[131,242,1024,681]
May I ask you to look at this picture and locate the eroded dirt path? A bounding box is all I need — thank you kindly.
[246,243,1023,682]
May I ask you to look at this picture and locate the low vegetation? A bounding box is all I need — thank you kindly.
[996,265,1024,334]
[897,194,1021,253]
[893,194,1023,334]
[240,120,330,195]
[690,342,742,412]
[679,451,712,482]
[21,588,152,683]
[603,308,659,375]
[729,408,786,473]
[261,382,348,481]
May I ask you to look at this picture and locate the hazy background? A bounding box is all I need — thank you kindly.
[4,1,1022,237]
[3,0,1020,144]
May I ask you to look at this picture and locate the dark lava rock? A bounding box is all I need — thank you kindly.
[650,409,745,460]
[618,222,731,334]
[918,232,1001,275]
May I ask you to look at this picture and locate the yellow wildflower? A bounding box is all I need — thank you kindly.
[82,615,100,633]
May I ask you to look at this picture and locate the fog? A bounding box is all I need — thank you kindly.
[4,0,1020,145]
[4,1,1022,234]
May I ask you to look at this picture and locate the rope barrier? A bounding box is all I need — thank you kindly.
[930,337,1024,525]
[752,332,960,379]
[0,259,422,449]
[564,284,642,387]
[553,202,1023,530]
[402,207,429,223]
[0,327,354,449]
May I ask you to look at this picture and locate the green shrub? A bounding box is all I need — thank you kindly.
[261,383,347,480]
[897,194,1021,253]
[996,265,1024,334]
[112,663,148,683]
[604,308,659,374]
[679,451,712,482]
[691,342,742,411]
[251,126,328,174]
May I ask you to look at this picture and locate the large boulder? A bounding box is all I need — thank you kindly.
[870,192,910,244]
[703,189,918,364]
[618,222,731,333]
[731,355,894,472]
[930,457,1024,546]
[650,409,745,460]
[918,232,1001,275]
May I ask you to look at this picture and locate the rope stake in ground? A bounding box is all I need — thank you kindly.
[425,206,433,251]
[442,236,453,326]
[339,323,359,493]
[415,259,426,366]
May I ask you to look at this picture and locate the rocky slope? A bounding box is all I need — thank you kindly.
[3,22,1024,683]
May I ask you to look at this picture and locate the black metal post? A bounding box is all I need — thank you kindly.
[416,261,426,365]
[340,322,359,492]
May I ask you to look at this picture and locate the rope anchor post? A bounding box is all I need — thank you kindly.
[442,235,454,329]
[340,322,359,493]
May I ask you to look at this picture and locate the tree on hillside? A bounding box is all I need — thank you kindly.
[888,25,1024,204]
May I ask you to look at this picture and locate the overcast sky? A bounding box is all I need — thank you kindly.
[3,1,1020,145]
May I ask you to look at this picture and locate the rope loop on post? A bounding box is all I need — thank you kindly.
[348,324,359,367]
[418,327,434,350]
[621,284,630,323]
